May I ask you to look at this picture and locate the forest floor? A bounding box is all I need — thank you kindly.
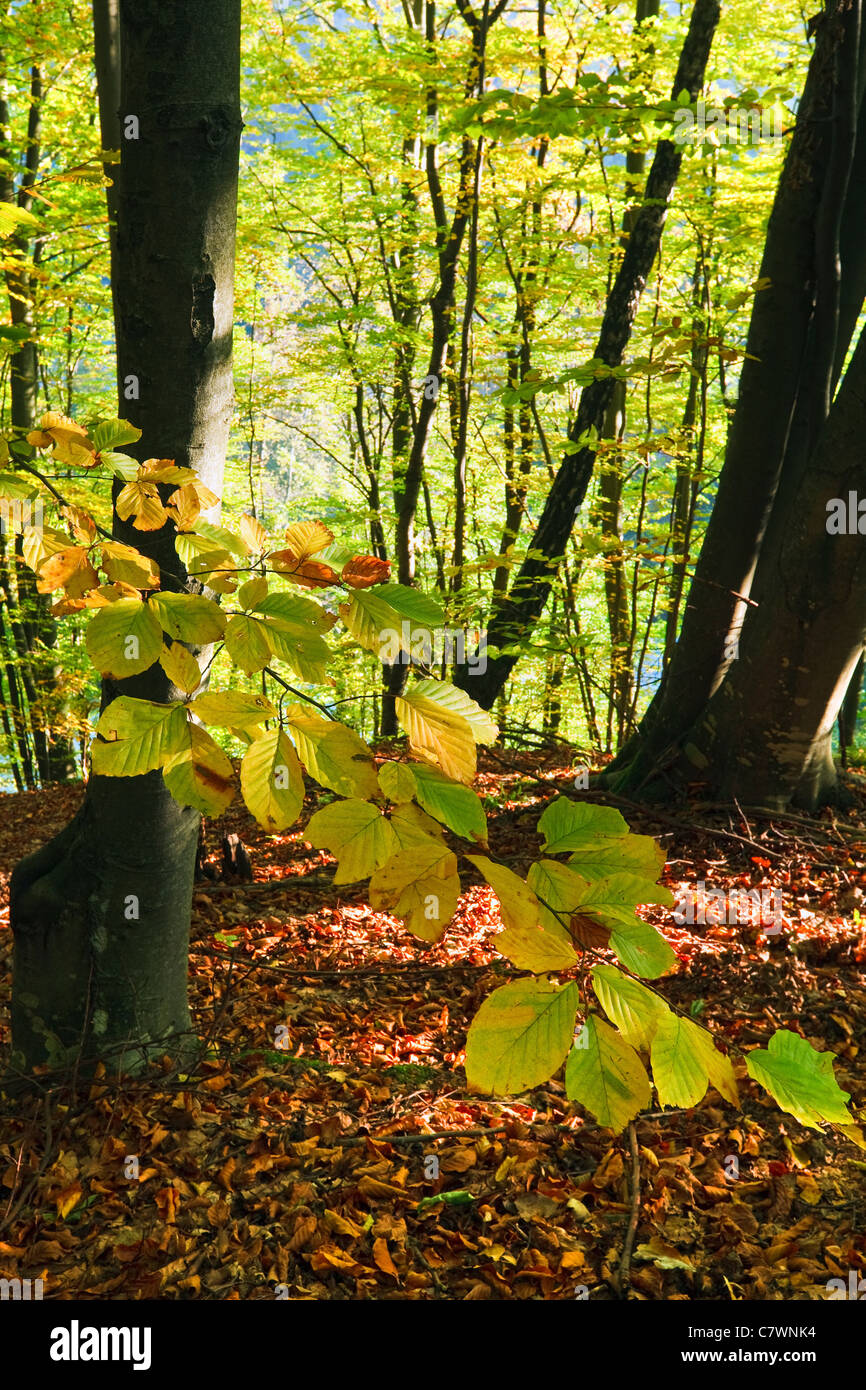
[1,748,866,1301]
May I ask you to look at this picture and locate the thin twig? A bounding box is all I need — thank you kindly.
[617,1120,641,1298]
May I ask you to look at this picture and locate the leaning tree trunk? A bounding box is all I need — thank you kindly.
[9,0,241,1080]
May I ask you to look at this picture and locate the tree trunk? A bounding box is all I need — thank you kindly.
[650,320,866,810]
[9,0,241,1081]
[456,0,721,708]
[608,0,865,785]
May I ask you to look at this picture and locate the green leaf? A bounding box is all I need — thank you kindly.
[90,418,142,452]
[609,918,677,980]
[565,1015,651,1133]
[91,697,189,776]
[537,798,628,853]
[85,599,162,678]
[374,582,445,626]
[175,532,232,577]
[339,587,406,657]
[150,592,226,644]
[0,471,39,500]
[188,689,275,730]
[468,854,577,972]
[100,451,140,481]
[591,964,671,1052]
[240,728,304,831]
[411,764,487,842]
[225,613,271,674]
[378,761,417,803]
[651,1012,739,1108]
[568,833,666,882]
[163,724,235,817]
[305,799,397,884]
[745,1029,852,1130]
[194,519,249,556]
[285,708,378,799]
[259,616,331,683]
[253,590,335,632]
[465,978,579,1096]
[565,874,676,977]
[527,859,591,936]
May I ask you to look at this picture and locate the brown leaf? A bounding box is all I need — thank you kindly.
[287,1214,318,1252]
[341,555,391,588]
[570,913,612,950]
[269,550,339,589]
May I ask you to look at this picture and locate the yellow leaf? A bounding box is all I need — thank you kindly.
[240,728,304,831]
[240,514,268,551]
[282,520,333,560]
[85,598,163,678]
[163,724,235,817]
[369,844,460,941]
[305,798,397,884]
[396,679,497,783]
[466,854,577,972]
[101,540,161,590]
[56,1182,83,1219]
[116,480,166,530]
[159,641,202,695]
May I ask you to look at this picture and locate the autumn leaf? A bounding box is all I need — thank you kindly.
[342,554,391,587]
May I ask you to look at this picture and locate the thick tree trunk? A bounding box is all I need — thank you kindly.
[629,320,866,810]
[608,1,865,785]
[9,0,241,1081]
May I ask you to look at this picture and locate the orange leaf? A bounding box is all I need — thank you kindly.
[55,1182,83,1219]
[269,550,339,589]
[342,555,391,588]
[154,1186,179,1223]
[373,1237,399,1279]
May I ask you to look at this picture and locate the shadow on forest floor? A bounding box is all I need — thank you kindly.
[1,750,865,1300]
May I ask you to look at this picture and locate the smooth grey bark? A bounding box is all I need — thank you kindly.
[9,0,242,1080]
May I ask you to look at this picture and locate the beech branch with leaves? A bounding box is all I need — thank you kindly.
[1,413,858,1139]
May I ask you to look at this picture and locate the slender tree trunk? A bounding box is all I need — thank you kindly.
[456,0,721,707]
[9,0,242,1080]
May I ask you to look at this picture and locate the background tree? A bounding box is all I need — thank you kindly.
[9,0,242,1075]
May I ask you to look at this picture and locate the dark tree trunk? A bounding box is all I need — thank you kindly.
[648,320,866,810]
[9,0,241,1081]
[607,0,866,802]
